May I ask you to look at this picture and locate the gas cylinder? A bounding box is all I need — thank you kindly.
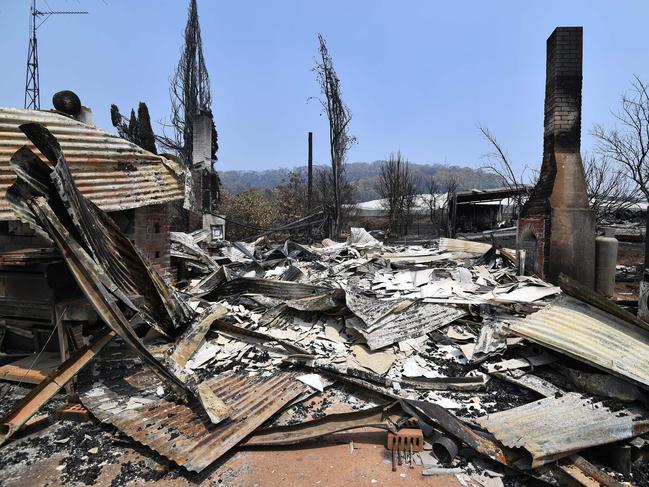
[595,230,618,297]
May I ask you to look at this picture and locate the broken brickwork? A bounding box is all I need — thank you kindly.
[133,203,172,278]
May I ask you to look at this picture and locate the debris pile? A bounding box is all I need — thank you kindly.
[2,125,649,485]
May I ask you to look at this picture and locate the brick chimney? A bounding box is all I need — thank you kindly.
[517,27,595,287]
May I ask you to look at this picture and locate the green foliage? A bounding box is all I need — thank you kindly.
[137,102,157,154]
[110,102,157,154]
[275,170,308,222]
[219,189,280,241]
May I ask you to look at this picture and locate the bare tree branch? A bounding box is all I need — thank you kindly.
[478,124,532,219]
[583,152,633,222]
[592,76,649,203]
[374,152,419,236]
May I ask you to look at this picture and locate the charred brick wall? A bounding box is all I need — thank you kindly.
[523,26,583,217]
[518,26,594,286]
[132,203,171,278]
[544,27,582,153]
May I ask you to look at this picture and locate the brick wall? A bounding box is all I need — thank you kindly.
[0,205,172,282]
[523,26,583,217]
[132,203,171,278]
[544,26,582,154]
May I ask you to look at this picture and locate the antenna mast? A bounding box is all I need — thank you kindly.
[24,0,88,110]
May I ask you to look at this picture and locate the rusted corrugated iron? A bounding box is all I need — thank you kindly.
[0,108,184,220]
[20,197,190,397]
[510,294,649,390]
[80,369,309,472]
[6,124,193,396]
[476,392,649,467]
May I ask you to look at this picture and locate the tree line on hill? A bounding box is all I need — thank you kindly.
[220,161,503,202]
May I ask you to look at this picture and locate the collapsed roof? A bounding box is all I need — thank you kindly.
[0,108,184,220]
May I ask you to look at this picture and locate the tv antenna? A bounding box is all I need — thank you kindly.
[24,0,88,110]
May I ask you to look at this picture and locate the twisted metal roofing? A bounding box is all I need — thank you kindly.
[510,295,649,390]
[0,108,184,220]
[476,392,649,467]
[80,369,309,472]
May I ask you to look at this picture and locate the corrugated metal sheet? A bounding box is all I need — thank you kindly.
[9,123,194,337]
[439,238,515,255]
[439,238,493,254]
[80,369,309,472]
[208,277,330,301]
[361,303,464,350]
[346,292,465,350]
[510,295,649,390]
[0,108,184,220]
[476,392,649,467]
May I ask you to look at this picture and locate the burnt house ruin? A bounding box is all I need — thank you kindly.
[0,107,185,354]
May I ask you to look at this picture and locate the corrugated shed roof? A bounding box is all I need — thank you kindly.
[80,368,309,472]
[0,108,184,220]
[510,295,649,390]
[476,392,648,467]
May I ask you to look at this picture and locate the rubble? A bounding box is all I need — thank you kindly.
[3,125,649,485]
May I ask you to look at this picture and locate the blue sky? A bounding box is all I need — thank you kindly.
[1,1,648,174]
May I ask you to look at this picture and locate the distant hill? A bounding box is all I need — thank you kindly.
[220,161,504,202]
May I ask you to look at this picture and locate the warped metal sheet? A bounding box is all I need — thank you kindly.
[403,400,625,485]
[401,399,518,467]
[167,305,227,368]
[207,277,330,301]
[8,123,194,336]
[170,231,218,273]
[476,392,649,467]
[21,198,189,396]
[243,404,402,446]
[346,293,465,350]
[80,369,309,472]
[439,238,515,255]
[559,273,649,333]
[0,108,184,220]
[510,295,649,389]
[361,303,464,350]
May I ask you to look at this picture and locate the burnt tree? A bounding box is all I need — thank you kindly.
[314,33,356,238]
[593,76,649,268]
[160,0,214,168]
[375,152,418,236]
